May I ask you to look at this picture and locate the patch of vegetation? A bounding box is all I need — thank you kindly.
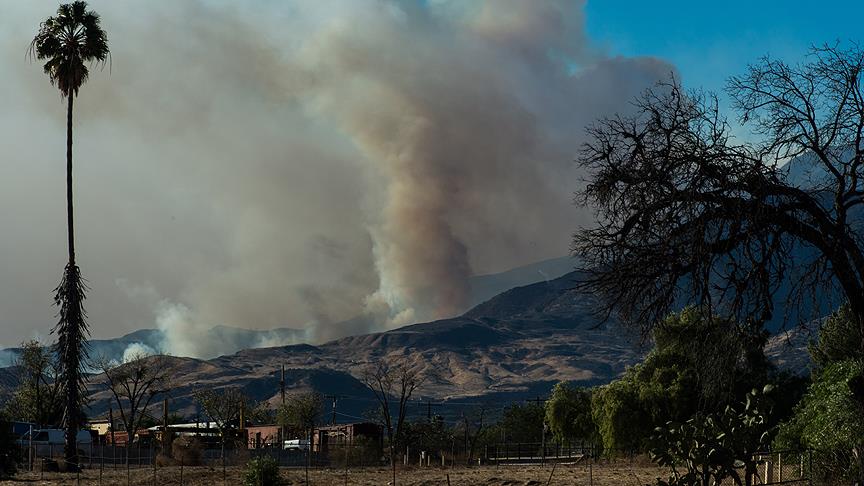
[243,455,283,486]
[0,413,18,478]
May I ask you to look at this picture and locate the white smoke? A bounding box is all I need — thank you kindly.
[120,342,156,363]
[0,0,674,356]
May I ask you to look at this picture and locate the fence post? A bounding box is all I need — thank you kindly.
[344,438,351,486]
[778,452,782,482]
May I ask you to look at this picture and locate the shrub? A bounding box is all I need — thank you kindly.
[243,455,283,486]
[172,436,204,466]
[648,386,773,486]
[774,359,864,482]
[0,417,17,478]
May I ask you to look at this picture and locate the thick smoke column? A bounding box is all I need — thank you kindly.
[0,0,673,356]
[288,0,671,325]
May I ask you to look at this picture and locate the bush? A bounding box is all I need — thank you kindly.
[0,417,17,478]
[243,455,283,486]
[774,359,864,482]
[172,436,204,466]
[648,386,773,486]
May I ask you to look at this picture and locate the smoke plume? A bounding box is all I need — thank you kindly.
[0,0,673,357]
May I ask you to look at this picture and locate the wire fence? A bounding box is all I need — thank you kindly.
[11,442,817,486]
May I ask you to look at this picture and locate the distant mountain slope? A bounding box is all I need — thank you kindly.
[76,269,813,420]
[0,366,18,397]
[468,256,574,308]
[1,257,575,367]
[84,271,646,419]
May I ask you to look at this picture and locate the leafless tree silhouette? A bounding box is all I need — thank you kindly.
[574,44,864,345]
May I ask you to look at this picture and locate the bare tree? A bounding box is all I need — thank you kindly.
[96,353,172,447]
[459,405,488,464]
[195,387,263,470]
[574,44,864,343]
[361,360,422,486]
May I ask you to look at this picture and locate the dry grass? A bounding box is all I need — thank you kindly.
[1,463,667,485]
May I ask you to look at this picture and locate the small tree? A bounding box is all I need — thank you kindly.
[361,360,422,486]
[808,304,863,370]
[499,402,543,444]
[545,383,598,447]
[276,392,322,484]
[96,353,172,447]
[458,405,489,463]
[775,359,864,483]
[195,387,262,468]
[4,340,64,427]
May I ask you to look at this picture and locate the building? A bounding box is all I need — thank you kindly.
[312,423,383,455]
[245,425,282,449]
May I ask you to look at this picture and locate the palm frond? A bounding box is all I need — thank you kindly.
[52,263,90,428]
[29,1,109,98]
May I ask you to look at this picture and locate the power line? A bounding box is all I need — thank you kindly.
[323,394,348,425]
[419,400,443,420]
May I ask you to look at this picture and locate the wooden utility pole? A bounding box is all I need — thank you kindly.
[280,364,286,445]
[324,394,347,425]
[280,365,286,405]
[109,405,116,445]
[420,400,442,421]
[163,398,169,446]
[526,397,547,465]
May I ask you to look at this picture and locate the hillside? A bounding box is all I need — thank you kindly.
[0,257,576,368]
[84,272,648,419]
[3,268,810,421]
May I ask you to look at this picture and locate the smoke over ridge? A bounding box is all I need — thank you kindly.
[0,0,673,357]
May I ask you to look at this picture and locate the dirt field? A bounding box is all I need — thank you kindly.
[2,463,666,485]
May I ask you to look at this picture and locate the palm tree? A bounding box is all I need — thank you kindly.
[30,1,108,469]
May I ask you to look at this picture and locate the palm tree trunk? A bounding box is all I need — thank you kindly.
[66,93,75,264]
[62,93,80,470]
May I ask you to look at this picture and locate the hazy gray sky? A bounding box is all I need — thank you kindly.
[0,0,670,355]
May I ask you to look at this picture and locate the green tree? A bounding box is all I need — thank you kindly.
[499,402,544,444]
[276,392,322,485]
[4,340,64,427]
[590,308,772,453]
[591,375,650,452]
[29,1,109,469]
[808,304,863,370]
[775,359,864,483]
[403,417,453,458]
[545,383,597,445]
